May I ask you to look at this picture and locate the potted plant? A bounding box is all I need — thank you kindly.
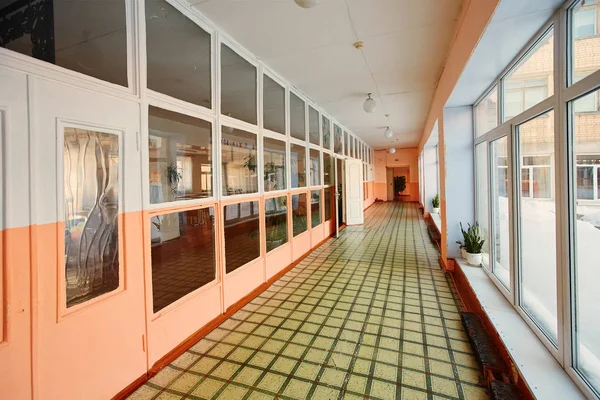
[461,222,485,266]
[456,223,469,260]
[393,176,407,197]
[432,194,440,214]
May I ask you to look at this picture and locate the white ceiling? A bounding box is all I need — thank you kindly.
[189,0,463,149]
[447,0,564,108]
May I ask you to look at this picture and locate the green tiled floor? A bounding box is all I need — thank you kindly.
[129,203,487,400]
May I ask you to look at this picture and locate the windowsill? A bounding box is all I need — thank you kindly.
[456,258,587,400]
[430,212,442,232]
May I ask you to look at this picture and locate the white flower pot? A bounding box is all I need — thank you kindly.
[466,252,482,266]
[461,248,467,260]
[432,207,440,214]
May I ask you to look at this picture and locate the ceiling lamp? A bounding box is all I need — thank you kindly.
[294,0,321,8]
[363,93,376,113]
[384,126,393,139]
[389,147,396,154]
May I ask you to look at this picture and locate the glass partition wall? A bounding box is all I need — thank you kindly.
[473,2,600,397]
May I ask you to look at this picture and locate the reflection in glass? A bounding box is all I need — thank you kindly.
[322,116,331,150]
[221,127,258,195]
[571,91,600,392]
[309,107,320,145]
[292,193,308,236]
[490,137,510,289]
[290,92,306,140]
[517,111,557,344]
[475,86,498,136]
[571,1,600,84]
[265,196,288,252]
[221,43,257,124]
[334,125,343,154]
[291,144,306,188]
[224,201,260,273]
[149,106,212,204]
[1,0,128,87]
[503,29,553,122]
[263,75,285,134]
[344,131,349,156]
[324,187,333,222]
[64,128,119,307]
[323,153,333,186]
[150,207,215,312]
[263,137,286,192]
[311,190,321,228]
[146,0,211,107]
[310,149,320,186]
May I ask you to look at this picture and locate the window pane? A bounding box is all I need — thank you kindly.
[151,207,215,312]
[221,127,258,195]
[149,106,212,204]
[146,0,211,107]
[263,137,286,192]
[290,92,306,140]
[309,107,320,145]
[265,196,288,252]
[64,128,119,307]
[322,116,331,150]
[571,91,600,391]
[490,137,510,289]
[310,149,320,186]
[350,137,354,158]
[221,44,257,124]
[334,125,343,154]
[475,143,490,269]
[475,87,498,137]
[1,1,127,86]
[344,131,349,156]
[571,2,600,83]
[224,201,260,273]
[292,193,308,236]
[323,153,333,186]
[517,111,557,344]
[503,29,553,122]
[291,144,306,188]
[263,75,285,134]
[311,190,321,228]
[324,187,332,221]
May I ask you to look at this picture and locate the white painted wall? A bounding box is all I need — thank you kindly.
[443,106,474,258]
[422,146,438,214]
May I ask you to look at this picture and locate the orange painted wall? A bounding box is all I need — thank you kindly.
[374,149,419,201]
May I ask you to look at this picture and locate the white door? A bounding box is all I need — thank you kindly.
[0,67,32,400]
[345,159,364,225]
[30,77,146,400]
[334,159,340,237]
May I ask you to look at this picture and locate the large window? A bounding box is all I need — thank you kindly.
[571,90,600,393]
[148,106,212,204]
[291,144,306,188]
[150,207,215,313]
[221,44,257,125]
[324,187,333,222]
[263,75,285,134]
[334,125,343,154]
[263,137,286,192]
[224,201,260,273]
[344,131,349,156]
[322,116,331,150]
[570,1,600,83]
[475,142,490,269]
[265,196,288,252]
[309,107,320,145]
[290,92,306,140]
[292,193,308,236]
[1,0,128,87]
[517,111,558,345]
[503,29,554,122]
[323,153,333,186]
[475,86,498,137]
[490,137,510,289]
[221,127,257,195]
[310,149,320,186]
[146,0,211,107]
[311,190,321,228]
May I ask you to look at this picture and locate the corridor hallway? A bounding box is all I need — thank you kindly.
[128,203,486,400]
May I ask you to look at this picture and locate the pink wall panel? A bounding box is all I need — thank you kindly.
[223,259,265,310]
[292,231,311,261]
[265,243,293,280]
[311,224,325,248]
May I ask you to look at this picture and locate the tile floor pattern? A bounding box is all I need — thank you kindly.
[129,203,487,400]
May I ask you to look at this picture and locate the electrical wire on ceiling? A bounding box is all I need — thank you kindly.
[343,0,387,116]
